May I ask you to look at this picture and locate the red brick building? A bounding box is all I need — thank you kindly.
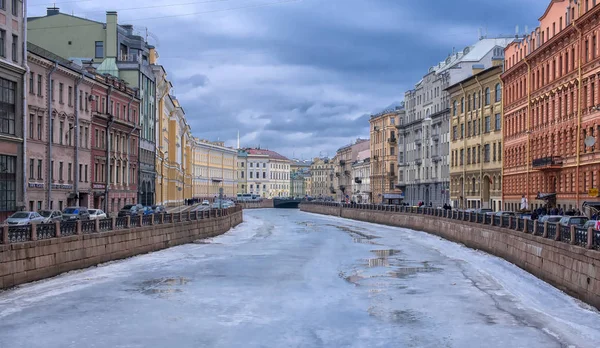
[89,72,140,214]
[503,0,600,213]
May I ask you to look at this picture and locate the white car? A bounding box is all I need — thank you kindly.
[88,209,107,220]
[201,200,210,206]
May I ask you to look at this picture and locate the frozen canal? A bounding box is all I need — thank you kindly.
[1,209,600,348]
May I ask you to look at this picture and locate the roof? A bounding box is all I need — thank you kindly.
[445,65,503,92]
[432,37,514,75]
[246,148,289,161]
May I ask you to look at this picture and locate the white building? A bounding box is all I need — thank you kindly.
[352,149,371,203]
[242,149,291,198]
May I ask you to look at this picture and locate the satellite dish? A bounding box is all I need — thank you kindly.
[585,136,596,147]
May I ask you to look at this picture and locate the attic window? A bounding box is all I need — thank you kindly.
[463,47,470,55]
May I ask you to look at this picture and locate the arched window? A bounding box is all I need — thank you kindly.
[472,177,476,192]
[485,87,491,105]
[453,100,457,116]
[473,93,477,110]
[461,97,464,113]
[495,83,502,102]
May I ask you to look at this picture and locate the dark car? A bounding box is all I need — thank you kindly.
[118,204,144,217]
[62,207,90,221]
[150,205,166,214]
[141,207,154,215]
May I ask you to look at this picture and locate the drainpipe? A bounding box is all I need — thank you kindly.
[475,76,484,208]
[459,83,467,209]
[104,86,114,213]
[46,62,58,210]
[73,73,84,204]
[574,2,583,211]
[524,57,532,212]
[126,92,137,203]
[500,78,505,211]
[22,0,29,211]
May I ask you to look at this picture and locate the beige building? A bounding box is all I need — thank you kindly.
[332,139,369,202]
[192,139,237,200]
[370,111,401,204]
[352,149,371,203]
[310,157,334,199]
[447,64,503,210]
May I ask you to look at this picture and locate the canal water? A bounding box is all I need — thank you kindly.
[1,209,599,347]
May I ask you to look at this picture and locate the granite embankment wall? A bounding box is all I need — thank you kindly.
[236,199,274,209]
[300,203,600,310]
[0,208,243,289]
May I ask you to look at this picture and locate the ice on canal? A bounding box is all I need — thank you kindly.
[1,209,600,348]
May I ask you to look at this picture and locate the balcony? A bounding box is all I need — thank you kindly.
[339,159,346,166]
[329,186,336,193]
[344,170,351,176]
[415,159,422,165]
[354,177,362,184]
[415,138,422,145]
[432,134,440,142]
[339,185,346,192]
[431,155,441,162]
[335,172,341,177]
[388,137,397,144]
[532,156,563,170]
[398,162,409,167]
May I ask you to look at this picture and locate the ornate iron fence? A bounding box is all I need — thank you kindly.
[142,215,152,226]
[526,220,534,234]
[574,227,588,246]
[547,223,557,239]
[493,216,501,226]
[37,223,57,240]
[164,214,173,224]
[173,213,181,223]
[60,221,77,236]
[484,214,491,224]
[502,216,509,227]
[593,230,600,250]
[535,221,545,236]
[115,217,127,229]
[81,220,96,234]
[99,218,112,231]
[559,225,571,242]
[130,215,141,227]
[8,225,32,242]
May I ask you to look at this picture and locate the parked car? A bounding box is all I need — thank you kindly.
[88,209,107,220]
[474,208,493,214]
[38,210,62,223]
[62,207,90,221]
[558,216,588,228]
[539,215,563,223]
[201,200,210,206]
[4,211,45,225]
[583,220,600,230]
[118,204,144,217]
[142,207,154,215]
[494,211,516,217]
[151,205,166,214]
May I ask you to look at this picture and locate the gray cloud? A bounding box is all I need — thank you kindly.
[30,0,549,158]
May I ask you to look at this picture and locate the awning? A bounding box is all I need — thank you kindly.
[536,192,556,200]
[582,201,600,209]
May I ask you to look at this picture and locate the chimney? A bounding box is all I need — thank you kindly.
[105,11,118,59]
[47,7,60,16]
[472,64,485,75]
[149,46,157,65]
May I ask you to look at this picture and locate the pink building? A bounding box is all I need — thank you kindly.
[26,44,94,211]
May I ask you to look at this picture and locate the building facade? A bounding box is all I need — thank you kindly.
[238,149,290,197]
[370,111,401,204]
[192,140,237,200]
[310,157,334,199]
[28,8,157,206]
[89,71,140,214]
[0,0,26,219]
[333,139,369,202]
[351,149,371,203]
[448,65,504,211]
[236,150,248,194]
[398,37,514,207]
[502,0,600,212]
[27,44,96,211]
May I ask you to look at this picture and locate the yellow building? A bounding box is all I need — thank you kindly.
[310,157,334,198]
[447,64,503,211]
[192,140,238,199]
[369,111,401,204]
[153,62,172,206]
[304,175,312,197]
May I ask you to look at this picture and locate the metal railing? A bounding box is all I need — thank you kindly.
[60,221,77,236]
[301,202,600,251]
[0,206,242,245]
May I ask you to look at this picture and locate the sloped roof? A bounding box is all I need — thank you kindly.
[246,148,289,161]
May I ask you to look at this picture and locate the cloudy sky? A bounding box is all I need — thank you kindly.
[30,0,548,159]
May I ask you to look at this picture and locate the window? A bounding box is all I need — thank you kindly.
[11,0,16,16]
[59,121,64,144]
[250,172,253,179]
[29,159,34,179]
[58,162,65,181]
[484,116,491,132]
[498,142,502,161]
[85,92,88,111]
[79,164,83,182]
[84,127,89,148]
[485,87,491,105]
[0,155,16,212]
[484,144,490,162]
[29,72,33,94]
[68,86,73,106]
[0,30,4,57]
[37,116,42,140]
[29,114,33,139]
[37,74,42,96]
[467,121,471,137]
[68,163,72,182]
[460,149,464,165]
[84,165,88,182]
[11,35,17,62]
[495,114,501,130]
[79,91,83,111]
[37,159,42,179]
[95,129,99,148]
[95,41,104,58]
[59,83,63,104]
[51,79,54,101]
[453,101,457,116]
[0,77,16,135]
[460,97,464,113]
[460,123,464,138]
[493,143,497,161]
[495,83,501,102]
